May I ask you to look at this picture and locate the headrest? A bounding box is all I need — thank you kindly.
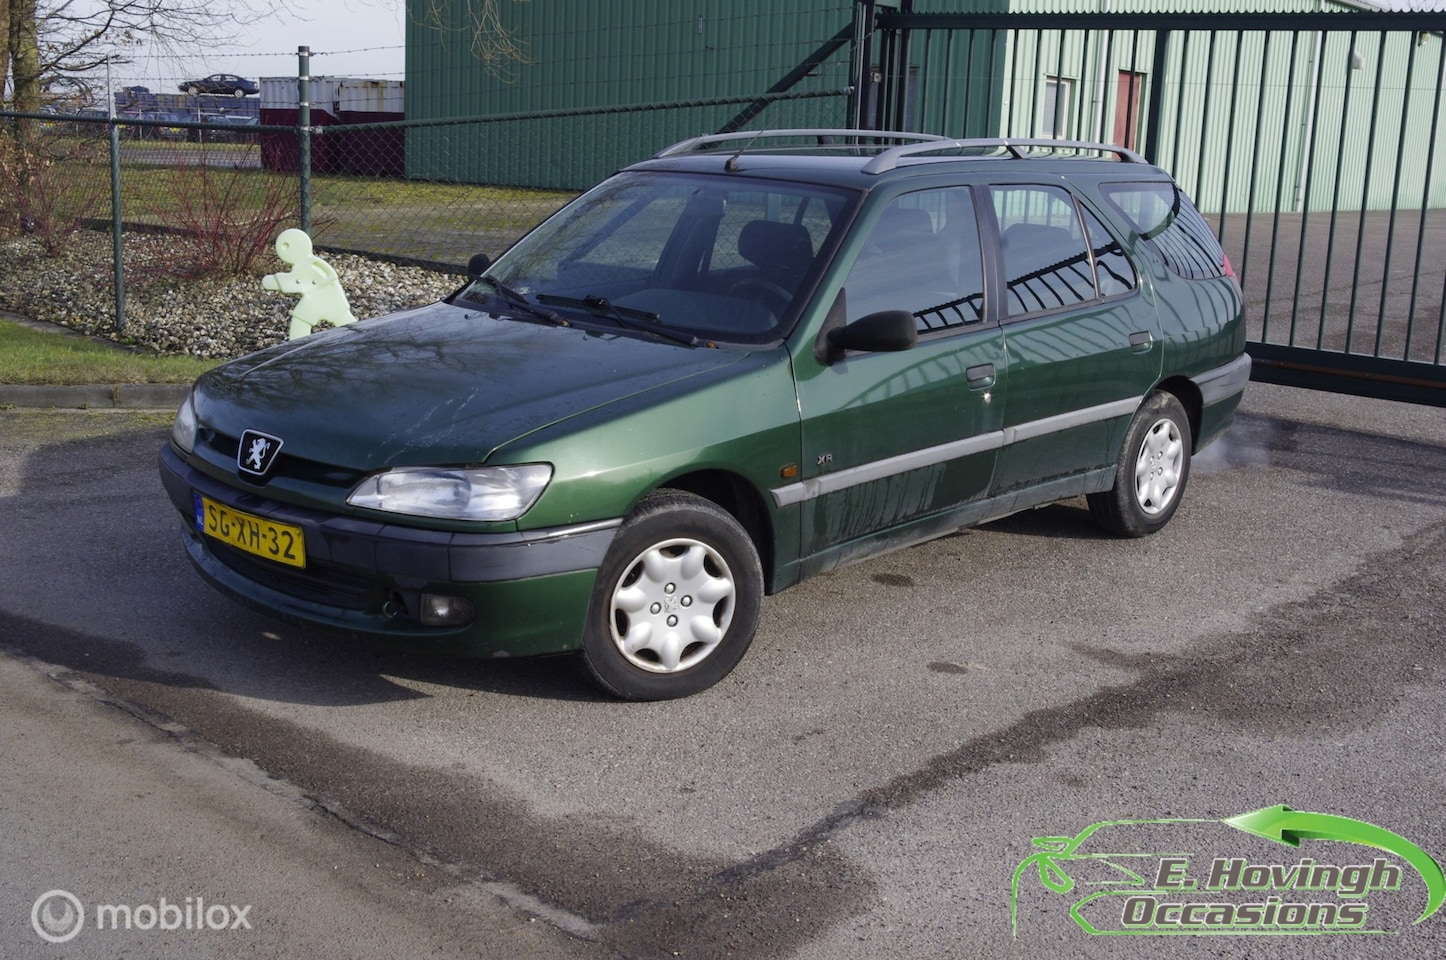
[738,220,814,271]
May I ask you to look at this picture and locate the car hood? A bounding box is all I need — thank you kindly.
[194,301,753,469]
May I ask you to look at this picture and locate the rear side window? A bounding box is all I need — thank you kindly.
[1099,180,1226,280]
[992,185,1098,317]
[1082,206,1136,299]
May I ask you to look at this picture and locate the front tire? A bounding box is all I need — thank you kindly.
[581,490,762,700]
[1088,391,1192,537]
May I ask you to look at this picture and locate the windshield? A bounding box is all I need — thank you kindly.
[463,171,857,344]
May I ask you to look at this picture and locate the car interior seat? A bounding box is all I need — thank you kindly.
[736,220,815,298]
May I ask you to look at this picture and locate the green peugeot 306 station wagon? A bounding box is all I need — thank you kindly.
[161,130,1249,700]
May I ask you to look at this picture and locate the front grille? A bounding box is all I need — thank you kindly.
[199,430,367,489]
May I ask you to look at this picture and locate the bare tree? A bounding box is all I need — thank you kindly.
[2,0,267,238]
[1,0,10,105]
[412,0,532,81]
[4,0,41,191]
[4,0,267,113]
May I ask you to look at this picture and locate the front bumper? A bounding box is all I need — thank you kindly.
[159,445,616,656]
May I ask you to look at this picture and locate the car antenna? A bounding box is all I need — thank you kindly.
[725,130,765,172]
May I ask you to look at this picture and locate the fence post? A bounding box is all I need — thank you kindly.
[107,65,127,335]
[853,0,878,129]
[298,46,312,234]
[1143,28,1172,164]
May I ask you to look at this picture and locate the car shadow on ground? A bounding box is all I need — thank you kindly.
[4,407,1445,710]
[0,419,612,707]
[0,604,611,706]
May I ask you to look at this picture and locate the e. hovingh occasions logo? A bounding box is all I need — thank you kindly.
[1011,804,1444,937]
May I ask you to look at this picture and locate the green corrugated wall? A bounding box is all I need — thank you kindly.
[405,1,857,189]
[403,0,1445,212]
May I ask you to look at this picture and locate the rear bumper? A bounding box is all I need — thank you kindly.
[1191,353,1252,450]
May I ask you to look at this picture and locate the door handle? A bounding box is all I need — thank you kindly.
[1129,331,1155,353]
[966,363,996,390]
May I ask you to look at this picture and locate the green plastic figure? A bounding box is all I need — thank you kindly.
[262,228,357,340]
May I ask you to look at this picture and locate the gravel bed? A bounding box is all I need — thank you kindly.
[0,233,463,359]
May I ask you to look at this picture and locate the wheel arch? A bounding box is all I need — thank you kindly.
[655,470,776,592]
[1154,375,1203,451]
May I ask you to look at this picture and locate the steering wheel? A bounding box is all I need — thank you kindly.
[727,276,793,315]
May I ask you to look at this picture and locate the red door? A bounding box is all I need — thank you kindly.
[1115,71,1144,149]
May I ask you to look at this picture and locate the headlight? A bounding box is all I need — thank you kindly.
[346,464,552,521]
[171,392,197,454]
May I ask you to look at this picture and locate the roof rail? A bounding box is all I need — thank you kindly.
[861,138,1147,174]
[653,128,947,159]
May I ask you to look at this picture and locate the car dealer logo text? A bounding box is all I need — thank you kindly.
[1011,805,1445,937]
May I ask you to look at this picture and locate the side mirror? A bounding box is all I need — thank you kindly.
[466,253,492,280]
[820,309,918,364]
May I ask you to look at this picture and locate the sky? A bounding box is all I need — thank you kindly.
[112,0,408,94]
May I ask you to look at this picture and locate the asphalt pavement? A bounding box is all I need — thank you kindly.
[2,381,1445,959]
[0,650,599,960]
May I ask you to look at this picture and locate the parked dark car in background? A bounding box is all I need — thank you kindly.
[180,74,258,97]
[119,85,153,106]
[119,107,189,139]
[161,130,1249,701]
[192,113,259,143]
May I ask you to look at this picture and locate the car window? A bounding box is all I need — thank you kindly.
[842,187,986,333]
[711,190,838,275]
[562,186,686,281]
[991,185,1097,318]
[1081,205,1137,298]
[480,172,855,343]
[1098,180,1226,280]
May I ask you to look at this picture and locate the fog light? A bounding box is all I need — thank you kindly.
[419,593,474,627]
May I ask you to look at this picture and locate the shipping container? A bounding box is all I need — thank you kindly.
[260,76,405,176]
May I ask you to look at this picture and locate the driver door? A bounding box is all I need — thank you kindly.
[787,185,1006,569]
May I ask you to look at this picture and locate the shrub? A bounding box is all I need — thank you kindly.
[145,143,296,278]
[0,121,109,254]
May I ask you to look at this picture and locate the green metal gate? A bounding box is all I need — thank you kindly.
[857,5,1446,406]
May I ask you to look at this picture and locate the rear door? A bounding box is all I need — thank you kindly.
[985,181,1161,496]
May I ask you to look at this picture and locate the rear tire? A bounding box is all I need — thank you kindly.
[581,490,762,700]
[1088,391,1192,537]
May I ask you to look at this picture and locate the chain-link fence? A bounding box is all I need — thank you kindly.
[2,4,857,345]
[306,89,849,265]
[0,88,850,341]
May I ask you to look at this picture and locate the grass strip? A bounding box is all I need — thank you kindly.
[0,319,219,385]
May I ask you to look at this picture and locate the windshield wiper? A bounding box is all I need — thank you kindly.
[472,276,570,327]
[536,293,697,346]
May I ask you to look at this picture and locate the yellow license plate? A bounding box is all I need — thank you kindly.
[195,494,306,568]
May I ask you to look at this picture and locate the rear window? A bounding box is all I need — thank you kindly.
[1099,180,1225,280]
[990,184,1136,318]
